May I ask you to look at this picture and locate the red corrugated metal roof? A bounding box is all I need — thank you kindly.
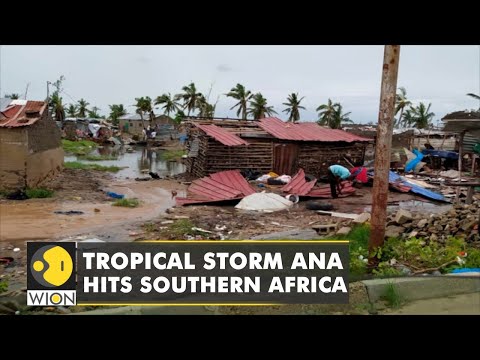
[281,168,356,198]
[210,170,256,196]
[195,123,249,146]
[0,101,47,128]
[258,117,372,142]
[281,168,317,195]
[176,170,256,206]
[307,183,356,198]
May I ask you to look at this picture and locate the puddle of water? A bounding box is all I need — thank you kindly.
[65,145,186,179]
[364,200,452,214]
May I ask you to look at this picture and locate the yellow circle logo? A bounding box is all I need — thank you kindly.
[31,245,73,287]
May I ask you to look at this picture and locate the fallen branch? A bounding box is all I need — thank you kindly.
[411,259,458,275]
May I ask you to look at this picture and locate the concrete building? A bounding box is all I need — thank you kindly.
[0,99,64,190]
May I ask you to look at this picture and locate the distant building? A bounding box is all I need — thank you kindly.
[0,100,63,190]
[118,113,174,137]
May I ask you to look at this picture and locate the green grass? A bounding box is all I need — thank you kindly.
[62,139,97,155]
[0,280,8,294]
[64,161,122,172]
[143,223,157,232]
[112,198,140,208]
[25,188,54,198]
[166,219,202,238]
[160,149,186,161]
[381,282,404,308]
[80,154,118,161]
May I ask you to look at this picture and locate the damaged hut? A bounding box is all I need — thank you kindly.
[0,100,63,190]
[184,117,372,178]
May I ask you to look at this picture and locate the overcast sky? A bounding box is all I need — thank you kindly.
[1,45,478,123]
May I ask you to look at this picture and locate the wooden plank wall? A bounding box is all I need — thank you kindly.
[297,142,366,177]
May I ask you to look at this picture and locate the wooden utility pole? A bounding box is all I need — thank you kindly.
[368,45,401,269]
[456,131,465,204]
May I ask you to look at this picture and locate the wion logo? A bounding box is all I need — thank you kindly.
[27,242,76,306]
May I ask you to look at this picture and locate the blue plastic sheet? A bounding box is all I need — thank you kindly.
[106,191,124,199]
[422,149,459,160]
[368,170,446,202]
[405,148,424,172]
[451,268,480,273]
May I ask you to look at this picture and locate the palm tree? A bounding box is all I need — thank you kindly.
[49,92,65,123]
[5,93,20,99]
[196,95,216,118]
[66,104,77,117]
[395,87,412,128]
[282,93,305,122]
[225,83,252,120]
[175,83,202,116]
[401,107,415,127]
[135,97,153,128]
[316,99,338,128]
[109,104,126,125]
[154,93,180,117]
[411,102,434,129]
[77,98,89,118]
[333,104,353,128]
[248,93,277,120]
[467,93,480,110]
[87,106,101,119]
[317,99,352,129]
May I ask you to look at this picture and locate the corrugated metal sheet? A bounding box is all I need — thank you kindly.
[0,101,46,128]
[464,133,480,153]
[176,170,256,206]
[281,168,316,195]
[195,124,249,146]
[258,117,372,142]
[443,119,480,137]
[307,183,356,198]
[0,98,12,112]
[386,171,445,201]
[209,170,256,196]
[282,168,356,198]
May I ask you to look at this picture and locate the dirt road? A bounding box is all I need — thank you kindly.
[0,171,186,243]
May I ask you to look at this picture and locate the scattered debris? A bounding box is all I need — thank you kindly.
[306,201,334,211]
[106,191,124,199]
[336,227,352,235]
[53,210,85,215]
[316,211,358,219]
[353,212,371,224]
[439,169,461,179]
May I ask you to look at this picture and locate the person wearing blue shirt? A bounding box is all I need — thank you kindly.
[328,164,354,198]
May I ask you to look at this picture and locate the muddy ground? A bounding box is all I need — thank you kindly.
[0,167,423,298]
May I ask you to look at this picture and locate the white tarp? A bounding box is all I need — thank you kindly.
[235,192,293,212]
[88,123,102,138]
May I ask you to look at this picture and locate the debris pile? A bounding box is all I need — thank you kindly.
[385,202,479,242]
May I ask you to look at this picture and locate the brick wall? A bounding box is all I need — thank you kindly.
[0,128,28,189]
[27,112,62,153]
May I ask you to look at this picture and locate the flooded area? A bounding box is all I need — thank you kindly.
[64,145,186,179]
[0,180,186,243]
